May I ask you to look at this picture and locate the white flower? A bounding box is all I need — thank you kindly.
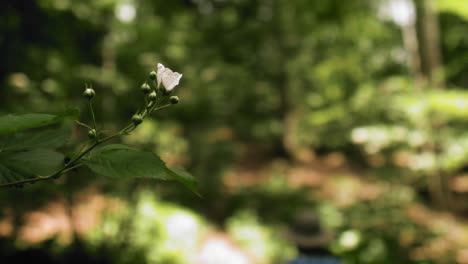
[157,63,183,92]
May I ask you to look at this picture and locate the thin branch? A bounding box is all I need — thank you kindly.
[75,120,93,130]
[89,101,98,130]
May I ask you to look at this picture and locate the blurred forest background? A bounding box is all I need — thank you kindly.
[2,0,468,263]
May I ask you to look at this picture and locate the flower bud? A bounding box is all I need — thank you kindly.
[149,70,157,81]
[140,83,151,94]
[88,129,97,140]
[83,87,95,100]
[132,114,143,126]
[170,96,179,105]
[148,91,157,101]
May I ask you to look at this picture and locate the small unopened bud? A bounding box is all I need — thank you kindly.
[132,114,143,126]
[141,83,151,94]
[148,91,157,101]
[88,129,97,139]
[170,96,179,104]
[83,88,95,100]
[149,70,157,81]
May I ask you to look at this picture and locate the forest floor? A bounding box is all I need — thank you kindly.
[2,152,468,263]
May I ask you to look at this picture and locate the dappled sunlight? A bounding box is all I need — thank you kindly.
[19,202,72,245]
[196,233,253,264]
[0,211,13,237]
[4,0,468,263]
[123,119,189,166]
[10,190,122,246]
[227,211,296,263]
[0,190,298,263]
[115,2,136,23]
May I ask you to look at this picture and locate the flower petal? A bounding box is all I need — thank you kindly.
[156,63,182,91]
[162,72,183,92]
[157,63,166,87]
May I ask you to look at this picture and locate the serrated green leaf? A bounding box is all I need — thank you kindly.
[165,167,200,196]
[0,126,71,152]
[83,144,169,180]
[0,109,79,135]
[0,149,64,185]
[4,149,64,176]
[0,164,34,185]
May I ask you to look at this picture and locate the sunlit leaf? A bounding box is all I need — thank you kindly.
[437,0,468,20]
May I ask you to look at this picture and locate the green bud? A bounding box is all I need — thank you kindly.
[88,129,97,140]
[132,114,143,126]
[83,87,95,100]
[170,96,179,104]
[162,87,172,96]
[148,91,157,101]
[149,70,157,80]
[141,83,151,94]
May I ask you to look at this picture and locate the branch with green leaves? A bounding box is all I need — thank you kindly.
[0,64,198,195]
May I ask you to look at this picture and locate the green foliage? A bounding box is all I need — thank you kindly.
[0,62,196,191]
[0,149,64,185]
[437,0,468,19]
[226,210,297,263]
[83,144,168,179]
[3,149,64,176]
[165,167,199,196]
[0,110,78,135]
[85,192,208,264]
[0,127,71,151]
[3,0,468,263]
[350,86,468,175]
[0,124,71,185]
[82,144,197,192]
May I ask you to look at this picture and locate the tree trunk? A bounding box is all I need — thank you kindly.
[415,0,444,87]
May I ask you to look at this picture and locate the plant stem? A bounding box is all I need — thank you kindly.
[153,104,171,112]
[89,101,97,130]
[0,89,173,188]
[75,120,93,130]
[0,131,119,188]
